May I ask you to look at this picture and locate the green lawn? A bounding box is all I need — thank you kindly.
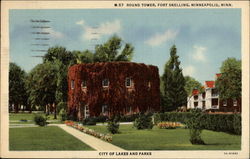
[9,126,94,150]
[86,124,241,150]
[9,113,63,124]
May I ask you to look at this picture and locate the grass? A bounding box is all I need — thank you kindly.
[9,126,94,150]
[9,113,63,124]
[86,124,241,150]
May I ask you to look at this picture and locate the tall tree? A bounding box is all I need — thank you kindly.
[9,63,28,113]
[27,62,58,113]
[93,35,134,62]
[162,45,187,111]
[43,46,76,65]
[73,50,94,64]
[215,58,241,100]
[184,76,203,96]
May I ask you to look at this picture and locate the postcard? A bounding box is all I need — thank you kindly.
[1,0,249,158]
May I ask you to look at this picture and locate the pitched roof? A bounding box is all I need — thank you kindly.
[216,73,222,78]
[205,81,215,88]
[192,89,199,96]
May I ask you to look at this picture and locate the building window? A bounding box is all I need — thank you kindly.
[202,101,206,109]
[212,98,218,107]
[223,100,227,106]
[194,95,198,100]
[71,80,74,89]
[81,80,87,88]
[125,77,132,87]
[102,79,109,87]
[148,81,151,89]
[102,105,108,114]
[212,89,218,97]
[126,106,132,113]
[84,105,89,118]
[202,92,206,99]
[194,102,198,107]
[233,99,237,106]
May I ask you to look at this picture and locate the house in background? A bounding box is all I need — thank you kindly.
[187,74,241,112]
[67,62,160,120]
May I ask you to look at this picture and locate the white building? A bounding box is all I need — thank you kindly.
[187,81,219,110]
[187,74,241,112]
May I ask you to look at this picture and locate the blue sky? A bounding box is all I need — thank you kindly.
[9,9,241,84]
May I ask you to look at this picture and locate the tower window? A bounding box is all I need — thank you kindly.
[102,79,109,87]
[71,80,74,89]
[102,105,108,114]
[125,77,132,87]
[81,80,87,88]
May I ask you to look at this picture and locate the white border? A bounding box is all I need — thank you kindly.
[1,1,249,158]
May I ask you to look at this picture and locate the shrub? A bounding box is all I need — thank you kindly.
[34,115,47,126]
[82,117,97,125]
[95,115,108,123]
[59,109,67,121]
[186,109,205,145]
[153,112,241,135]
[134,113,153,130]
[233,113,241,135]
[119,114,139,122]
[107,117,120,134]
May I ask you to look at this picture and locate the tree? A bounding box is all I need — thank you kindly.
[73,50,94,64]
[43,46,76,118]
[54,60,69,119]
[184,76,203,96]
[93,35,134,62]
[186,109,205,145]
[27,62,58,113]
[162,45,187,111]
[215,58,241,100]
[43,46,76,65]
[9,63,28,113]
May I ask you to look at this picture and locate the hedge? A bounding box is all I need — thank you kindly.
[153,112,241,135]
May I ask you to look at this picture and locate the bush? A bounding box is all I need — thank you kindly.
[153,112,241,135]
[134,113,153,130]
[59,109,67,121]
[186,109,205,145]
[34,115,47,126]
[107,117,120,134]
[233,113,241,135]
[95,115,108,123]
[82,117,97,125]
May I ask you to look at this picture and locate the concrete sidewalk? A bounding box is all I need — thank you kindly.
[53,124,125,151]
[9,124,38,128]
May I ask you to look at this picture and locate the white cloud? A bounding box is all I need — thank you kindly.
[192,45,207,62]
[183,65,196,76]
[145,29,178,46]
[76,19,121,40]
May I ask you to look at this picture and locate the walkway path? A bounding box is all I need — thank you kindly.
[9,124,38,128]
[51,124,125,151]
